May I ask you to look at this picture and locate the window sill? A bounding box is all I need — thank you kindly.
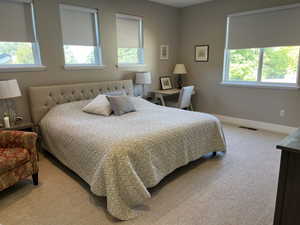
[117,64,147,69]
[0,65,47,73]
[220,81,300,90]
[64,65,106,71]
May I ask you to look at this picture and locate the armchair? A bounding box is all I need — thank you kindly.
[0,130,39,191]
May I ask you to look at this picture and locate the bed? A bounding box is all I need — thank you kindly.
[29,80,226,220]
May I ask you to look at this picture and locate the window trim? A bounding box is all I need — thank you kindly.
[221,81,300,90]
[116,13,144,66]
[0,65,46,73]
[60,4,103,68]
[64,64,106,70]
[0,1,44,72]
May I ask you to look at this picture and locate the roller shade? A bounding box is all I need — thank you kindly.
[0,0,34,42]
[60,5,97,46]
[116,15,141,48]
[227,4,300,49]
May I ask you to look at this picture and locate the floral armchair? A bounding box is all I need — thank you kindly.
[0,130,39,191]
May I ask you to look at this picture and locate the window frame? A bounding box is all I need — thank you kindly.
[116,13,145,67]
[222,14,300,89]
[59,4,104,69]
[0,0,45,72]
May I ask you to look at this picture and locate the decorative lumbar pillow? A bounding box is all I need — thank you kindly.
[106,96,136,116]
[82,94,112,116]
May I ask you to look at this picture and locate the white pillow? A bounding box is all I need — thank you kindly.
[82,95,112,116]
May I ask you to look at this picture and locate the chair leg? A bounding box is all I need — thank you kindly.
[32,173,39,185]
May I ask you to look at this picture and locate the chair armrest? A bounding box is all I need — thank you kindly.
[0,130,38,152]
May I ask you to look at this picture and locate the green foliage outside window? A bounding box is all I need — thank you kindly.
[228,46,299,83]
[0,42,35,64]
[229,48,259,81]
[118,48,140,64]
[262,47,298,80]
[64,45,96,65]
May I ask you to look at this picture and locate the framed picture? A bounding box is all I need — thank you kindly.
[195,45,209,62]
[160,45,169,60]
[160,76,173,90]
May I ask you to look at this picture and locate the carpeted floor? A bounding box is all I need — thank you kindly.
[0,124,285,225]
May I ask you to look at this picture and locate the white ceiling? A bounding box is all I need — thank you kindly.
[147,0,213,8]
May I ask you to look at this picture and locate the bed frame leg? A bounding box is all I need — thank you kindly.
[212,152,217,157]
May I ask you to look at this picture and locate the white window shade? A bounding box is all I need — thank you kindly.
[116,15,141,48]
[60,5,97,46]
[0,0,34,42]
[227,4,300,49]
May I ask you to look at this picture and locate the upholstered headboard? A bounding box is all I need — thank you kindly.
[28,80,134,125]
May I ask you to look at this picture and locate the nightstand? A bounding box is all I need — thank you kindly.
[0,122,34,132]
[145,97,161,105]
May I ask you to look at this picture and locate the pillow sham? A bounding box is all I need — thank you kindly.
[82,94,112,116]
[106,96,136,116]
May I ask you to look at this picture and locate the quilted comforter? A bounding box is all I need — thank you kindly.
[40,97,226,220]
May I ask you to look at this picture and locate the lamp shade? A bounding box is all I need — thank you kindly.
[136,72,152,85]
[0,79,21,99]
[173,64,187,74]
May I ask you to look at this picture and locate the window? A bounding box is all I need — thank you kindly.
[227,47,299,84]
[60,4,102,67]
[116,14,144,65]
[223,4,300,88]
[0,0,42,69]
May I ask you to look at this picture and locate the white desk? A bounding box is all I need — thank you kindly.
[152,88,195,106]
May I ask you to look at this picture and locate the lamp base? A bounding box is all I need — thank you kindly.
[141,84,148,98]
[1,99,17,126]
[177,75,183,89]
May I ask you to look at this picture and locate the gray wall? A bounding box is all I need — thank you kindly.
[1,0,179,122]
[179,0,300,127]
[4,0,300,127]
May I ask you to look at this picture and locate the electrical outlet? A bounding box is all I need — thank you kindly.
[280,110,285,117]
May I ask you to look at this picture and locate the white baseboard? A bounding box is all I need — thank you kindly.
[214,114,297,135]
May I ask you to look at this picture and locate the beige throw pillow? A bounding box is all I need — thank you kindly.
[82,95,112,116]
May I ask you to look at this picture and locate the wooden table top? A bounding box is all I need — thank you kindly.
[153,88,196,95]
[0,122,34,131]
[152,89,181,95]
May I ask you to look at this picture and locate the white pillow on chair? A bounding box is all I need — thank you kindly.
[82,95,112,116]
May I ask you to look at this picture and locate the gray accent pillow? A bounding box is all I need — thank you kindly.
[106,96,136,116]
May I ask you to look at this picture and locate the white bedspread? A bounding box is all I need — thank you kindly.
[40,97,226,220]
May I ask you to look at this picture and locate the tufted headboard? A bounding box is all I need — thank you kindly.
[28,80,134,125]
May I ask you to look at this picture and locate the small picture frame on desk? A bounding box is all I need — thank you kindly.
[160,76,173,90]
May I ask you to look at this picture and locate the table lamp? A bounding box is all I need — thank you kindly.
[136,72,152,97]
[173,64,187,89]
[0,79,21,126]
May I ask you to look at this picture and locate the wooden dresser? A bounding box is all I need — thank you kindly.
[274,128,300,225]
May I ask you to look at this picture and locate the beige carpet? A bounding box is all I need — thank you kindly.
[0,124,284,225]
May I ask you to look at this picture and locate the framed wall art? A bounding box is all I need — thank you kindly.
[160,45,169,60]
[195,45,209,62]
